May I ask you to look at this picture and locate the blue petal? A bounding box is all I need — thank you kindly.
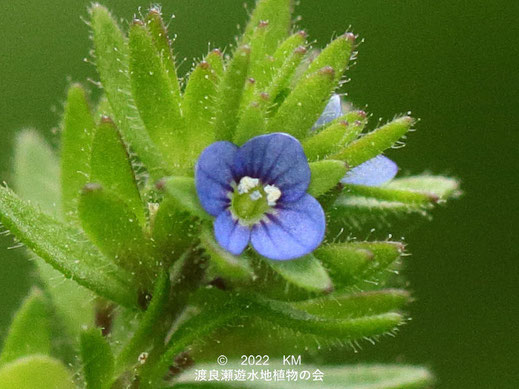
[312,94,342,130]
[195,141,238,216]
[214,210,251,256]
[251,194,325,260]
[234,133,310,203]
[341,155,398,186]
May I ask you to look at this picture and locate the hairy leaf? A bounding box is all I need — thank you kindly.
[315,242,403,288]
[129,21,185,171]
[159,176,211,220]
[80,329,114,389]
[141,289,240,387]
[308,160,347,198]
[13,130,61,218]
[268,31,307,85]
[200,226,254,282]
[89,4,168,178]
[214,45,250,141]
[262,254,333,294]
[152,198,198,263]
[0,355,75,389]
[303,33,355,83]
[90,117,145,226]
[267,67,336,138]
[78,184,153,277]
[0,289,51,366]
[0,186,136,307]
[115,271,169,374]
[12,130,95,341]
[303,111,367,161]
[331,116,414,167]
[240,0,291,57]
[265,45,307,111]
[386,175,461,200]
[343,184,439,205]
[145,8,181,96]
[177,362,432,389]
[60,84,96,219]
[182,51,222,163]
[292,289,411,319]
[234,93,269,145]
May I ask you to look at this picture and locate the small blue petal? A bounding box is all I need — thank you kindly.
[251,194,325,260]
[214,210,251,256]
[312,94,343,130]
[234,133,310,203]
[195,141,238,216]
[341,155,398,186]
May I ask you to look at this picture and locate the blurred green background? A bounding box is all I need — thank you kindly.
[0,1,517,388]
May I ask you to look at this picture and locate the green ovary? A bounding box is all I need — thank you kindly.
[230,176,281,224]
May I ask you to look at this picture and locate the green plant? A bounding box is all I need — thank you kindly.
[0,1,459,388]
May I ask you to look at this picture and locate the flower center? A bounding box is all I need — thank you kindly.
[231,176,281,224]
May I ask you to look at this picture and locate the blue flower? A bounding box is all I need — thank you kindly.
[195,133,325,261]
[314,95,398,186]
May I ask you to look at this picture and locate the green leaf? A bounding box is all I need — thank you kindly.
[61,84,96,220]
[80,329,114,389]
[268,31,307,85]
[206,48,225,79]
[330,116,414,167]
[325,197,428,240]
[308,160,347,198]
[302,33,356,83]
[94,94,113,120]
[78,184,153,277]
[252,298,403,340]
[386,174,461,200]
[90,117,145,226]
[240,0,291,57]
[0,186,137,308]
[34,261,95,344]
[200,226,254,282]
[0,289,51,366]
[0,355,75,389]
[13,130,61,218]
[152,198,198,262]
[203,290,404,343]
[145,8,181,97]
[182,51,222,162]
[313,243,373,287]
[266,67,336,138]
[115,271,170,374]
[343,184,439,205]
[159,176,211,221]
[234,94,268,145]
[315,242,403,288]
[177,362,432,389]
[302,110,367,161]
[128,21,185,171]
[214,45,251,141]
[12,129,95,342]
[292,289,411,319]
[89,4,168,179]
[265,45,307,111]
[350,241,404,279]
[264,254,333,293]
[141,289,240,387]
[247,21,270,86]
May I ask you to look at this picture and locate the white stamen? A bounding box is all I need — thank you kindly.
[237,176,259,194]
[249,190,262,201]
[264,184,282,206]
